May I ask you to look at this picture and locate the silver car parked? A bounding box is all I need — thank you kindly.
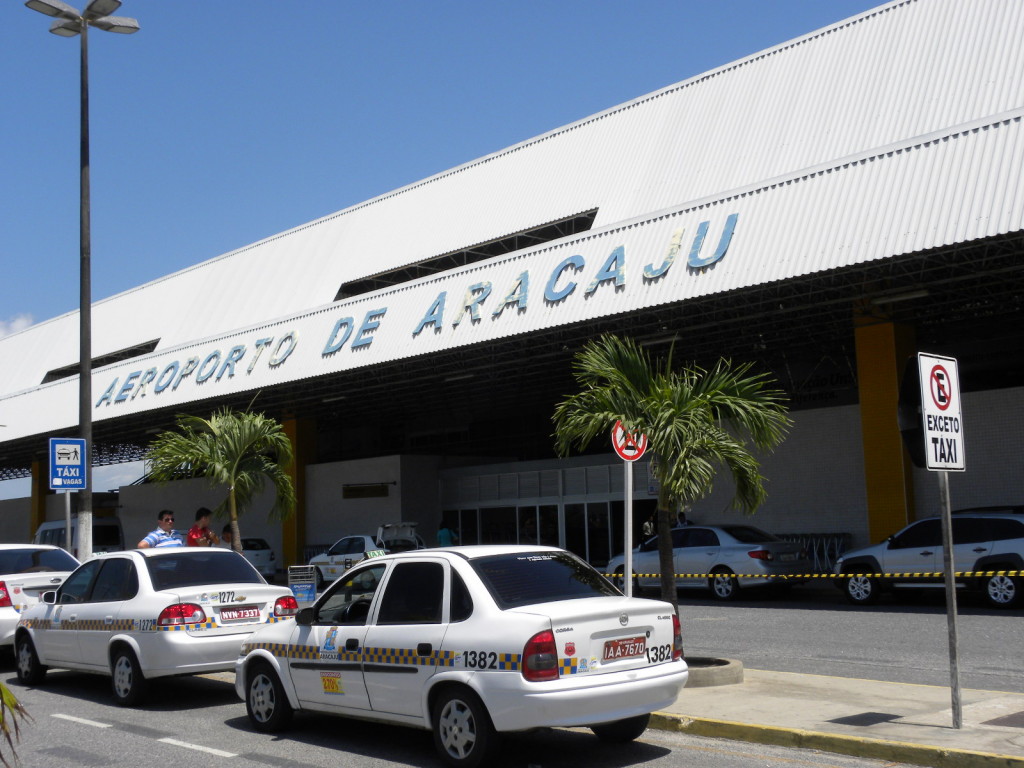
[606,525,811,600]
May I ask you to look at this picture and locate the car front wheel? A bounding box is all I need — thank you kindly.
[111,647,148,706]
[844,574,880,605]
[591,713,650,743]
[246,661,293,732]
[709,569,740,601]
[15,634,46,686]
[432,687,499,768]
[984,573,1021,608]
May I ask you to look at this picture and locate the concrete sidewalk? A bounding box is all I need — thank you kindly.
[651,667,1024,768]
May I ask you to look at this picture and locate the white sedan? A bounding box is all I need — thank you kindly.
[236,545,688,767]
[0,544,79,647]
[15,547,297,706]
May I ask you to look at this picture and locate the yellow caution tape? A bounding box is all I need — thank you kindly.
[602,570,1022,580]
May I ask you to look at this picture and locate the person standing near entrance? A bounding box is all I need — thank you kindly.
[437,521,458,547]
[187,507,220,547]
[137,510,183,548]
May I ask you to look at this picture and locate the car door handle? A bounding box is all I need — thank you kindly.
[920,551,934,556]
[416,643,432,656]
[973,547,987,553]
[48,577,62,584]
[345,638,359,651]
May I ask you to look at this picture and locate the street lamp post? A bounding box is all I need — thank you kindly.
[25,0,139,561]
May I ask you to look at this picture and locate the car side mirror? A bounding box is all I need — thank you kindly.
[42,590,57,604]
[295,607,314,626]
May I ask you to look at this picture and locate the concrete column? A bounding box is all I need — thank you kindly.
[30,459,48,539]
[854,309,917,541]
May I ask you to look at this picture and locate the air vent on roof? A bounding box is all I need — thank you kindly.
[41,339,160,385]
[335,209,598,300]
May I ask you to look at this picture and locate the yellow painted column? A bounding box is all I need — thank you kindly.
[281,417,314,570]
[854,309,916,542]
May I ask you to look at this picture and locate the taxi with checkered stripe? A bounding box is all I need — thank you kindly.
[236,545,687,768]
[14,547,296,705]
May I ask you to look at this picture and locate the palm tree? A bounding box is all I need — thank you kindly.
[0,682,28,767]
[553,334,791,606]
[146,408,296,552]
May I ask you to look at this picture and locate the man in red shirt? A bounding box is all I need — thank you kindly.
[186,507,220,547]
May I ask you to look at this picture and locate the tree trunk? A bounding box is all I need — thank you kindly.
[229,487,242,555]
[656,490,677,610]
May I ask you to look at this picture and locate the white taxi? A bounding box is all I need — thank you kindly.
[236,545,687,767]
[15,547,297,706]
[0,544,80,647]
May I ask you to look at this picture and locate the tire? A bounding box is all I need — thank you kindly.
[246,661,293,732]
[709,569,740,601]
[613,567,640,594]
[844,574,880,605]
[432,687,499,768]
[591,713,650,743]
[984,573,1022,608]
[314,568,325,592]
[111,647,148,706]
[15,634,47,686]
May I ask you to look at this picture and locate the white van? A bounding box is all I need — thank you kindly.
[33,517,125,557]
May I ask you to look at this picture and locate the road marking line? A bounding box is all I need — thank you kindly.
[52,713,112,728]
[158,738,237,757]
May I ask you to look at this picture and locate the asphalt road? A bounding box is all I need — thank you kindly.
[674,582,1024,693]
[3,665,917,768]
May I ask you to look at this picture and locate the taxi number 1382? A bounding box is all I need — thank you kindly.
[463,650,498,669]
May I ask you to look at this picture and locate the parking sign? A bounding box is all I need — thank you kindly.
[49,437,87,490]
[917,353,965,472]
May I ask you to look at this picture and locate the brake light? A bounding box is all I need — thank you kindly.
[157,603,207,626]
[672,613,684,661]
[0,582,10,609]
[522,630,559,682]
[274,595,298,617]
[747,549,772,561]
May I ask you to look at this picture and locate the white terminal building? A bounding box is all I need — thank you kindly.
[2,0,1022,571]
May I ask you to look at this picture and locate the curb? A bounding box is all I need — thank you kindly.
[685,657,744,688]
[648,712,1024,768]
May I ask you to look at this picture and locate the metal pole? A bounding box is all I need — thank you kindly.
[938,470,963,728]
[64,491,72,551]
[624,459,633,597]
[78,20,93,561]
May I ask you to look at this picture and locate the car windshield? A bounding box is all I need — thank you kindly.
[721,525,779,543]
[0,548,78,574]
[145,550,263,590]
[471,550,618,609]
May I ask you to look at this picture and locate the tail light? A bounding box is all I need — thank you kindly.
[522,630,559,682]
[672,614,684,661]
[274,596,299,617]
[157,603,207,627]
[0,582,10,609]
[747,549,772,561]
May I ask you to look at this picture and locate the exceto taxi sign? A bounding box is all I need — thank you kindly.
[917,353,965,472]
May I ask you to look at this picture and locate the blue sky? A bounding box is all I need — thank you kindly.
[0,0,880,498]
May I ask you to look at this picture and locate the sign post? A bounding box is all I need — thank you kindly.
[916,353,966,729]
[612,421,648,597]
[49,438,87,554]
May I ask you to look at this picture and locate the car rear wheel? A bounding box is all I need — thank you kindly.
[709,568,740,601]
[844,574,880,605]
[432,686,499,768]
[246,661,293,732]
[111,647,148,706]
[984,573,1021,608]
[591,713,650,743]
[613,567,640,594]
[314,567,325,592]
[15,634,46,686]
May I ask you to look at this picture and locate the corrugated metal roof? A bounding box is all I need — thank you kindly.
[2,0,1023,438]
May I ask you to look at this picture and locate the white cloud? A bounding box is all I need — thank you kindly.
[0,314,34,338]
